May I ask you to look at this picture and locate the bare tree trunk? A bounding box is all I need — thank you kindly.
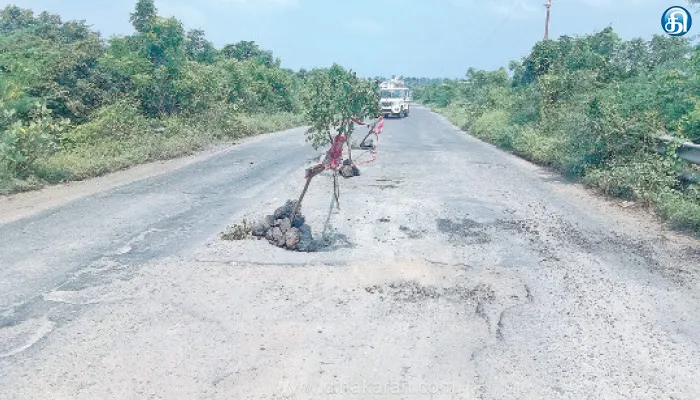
[292,165,324,224]
[333,172,340,210]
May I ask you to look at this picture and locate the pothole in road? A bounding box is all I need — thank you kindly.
[362,274,532,341]
[400,225,424,239]
[370,178,403,190]
[365,281,496,304]
[369,184,399,190]
[466,162,508,169]
[436,218,491,244]
[376,178,403,184]
[438,216,589,253]
[364,280,503,334]
[492,216,681,279]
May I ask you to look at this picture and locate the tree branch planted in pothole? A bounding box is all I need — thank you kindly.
[223,65,382,251]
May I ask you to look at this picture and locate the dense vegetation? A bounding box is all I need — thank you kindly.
[415,26,700,232]
[0,0,369,194]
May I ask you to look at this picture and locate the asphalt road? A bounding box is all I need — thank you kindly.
[1,106,699,399]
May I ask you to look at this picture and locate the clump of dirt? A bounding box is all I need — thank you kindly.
[248,200,318,252]
[339,159,360,178]
[221,220,253,241]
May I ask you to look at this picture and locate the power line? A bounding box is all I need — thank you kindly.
[480,0,531,44]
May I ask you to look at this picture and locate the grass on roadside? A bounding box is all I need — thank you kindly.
[0,102,305,195]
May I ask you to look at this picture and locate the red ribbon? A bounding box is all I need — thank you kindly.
[307,116,385,175]
[354,117,384,166]
[351,117,366,126]
[325,134,346,170]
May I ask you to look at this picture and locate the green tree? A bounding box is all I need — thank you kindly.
[221,41,275,66]
[124,0,188,117]
[130,0,156,33]
[186,29,216,64]
[142,16,186,71]
[302,65,379,149]
[0,6,35,33]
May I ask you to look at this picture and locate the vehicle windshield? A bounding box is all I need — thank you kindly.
[381,90,406,99]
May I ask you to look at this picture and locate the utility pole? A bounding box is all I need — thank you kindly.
[544,0,552,40]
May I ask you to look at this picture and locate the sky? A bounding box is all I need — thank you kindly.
[0,0,696,78]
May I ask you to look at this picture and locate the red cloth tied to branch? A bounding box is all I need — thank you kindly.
[323,133,346,170]
[375,118,384,134]
[305,116,385,178]
[353,116,384,167]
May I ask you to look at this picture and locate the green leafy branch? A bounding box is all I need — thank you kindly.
[301,64,380,150]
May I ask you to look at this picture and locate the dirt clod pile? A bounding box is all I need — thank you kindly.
[252,200,316,252]
[339,159,360,178]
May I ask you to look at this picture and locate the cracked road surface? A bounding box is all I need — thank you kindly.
[1,106,699,399]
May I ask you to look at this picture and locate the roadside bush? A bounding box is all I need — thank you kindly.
[173,62,227,116]
[470,109,512,148]
[0,103,67,177]
[62,100,150,147]
[440,103,472,130]
[510,125,561,166]
[583,156,679,201]
[538,107,594,175]
[681,101,700,142]
[654,186,700,231]
[509,86,541,126]
[235,112,305,137]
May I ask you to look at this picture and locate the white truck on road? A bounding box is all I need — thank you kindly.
[379,79,411,118]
